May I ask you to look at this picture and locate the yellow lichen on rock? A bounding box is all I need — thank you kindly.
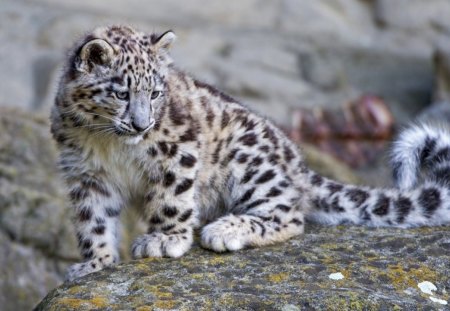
[66,286,84,295]
[152,289,173,299]
[385,263,438,291]
[208,256,229,265]
[267,272,289,283]
[153,300,177,309]
[56,296,108,310]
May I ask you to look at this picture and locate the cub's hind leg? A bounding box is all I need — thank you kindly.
[201,178,306,252]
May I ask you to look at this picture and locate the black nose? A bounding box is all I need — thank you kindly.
[131,121,148,132]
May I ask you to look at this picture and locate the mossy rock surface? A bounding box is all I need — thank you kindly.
[35,225,450,310]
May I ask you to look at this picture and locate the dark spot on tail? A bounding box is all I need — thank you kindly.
[429,147,450,167]
[346,189,369,207]
[313,198,330,213]
[372,195,390,216]
[395,196,413,223]
[420,137,437,163]
[419,187,441,218]
[331,197,345,212]
[359,205,371,222]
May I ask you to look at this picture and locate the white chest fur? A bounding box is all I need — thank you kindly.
[86,138,152,200]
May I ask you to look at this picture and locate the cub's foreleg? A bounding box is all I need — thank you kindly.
[132,148,199,259]
[64,172,123,281]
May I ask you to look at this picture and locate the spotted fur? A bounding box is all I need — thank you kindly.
[51,26,450,281]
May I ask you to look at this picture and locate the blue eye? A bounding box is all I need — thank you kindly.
[151,91,161,100]
[115,91,129,100]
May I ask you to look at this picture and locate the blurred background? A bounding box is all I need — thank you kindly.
[1,0,450,309]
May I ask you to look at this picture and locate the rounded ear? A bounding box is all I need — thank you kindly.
[153,31,176,52]
[79,39,114,71]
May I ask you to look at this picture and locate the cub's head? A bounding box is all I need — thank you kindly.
[56,25,176,143]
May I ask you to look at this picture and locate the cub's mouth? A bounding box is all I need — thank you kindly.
[114,119,155,137]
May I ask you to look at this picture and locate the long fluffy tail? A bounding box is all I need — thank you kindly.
[391,123,450,190]
[305,123,450,228]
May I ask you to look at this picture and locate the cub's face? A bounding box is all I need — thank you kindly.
[60,26,176,144]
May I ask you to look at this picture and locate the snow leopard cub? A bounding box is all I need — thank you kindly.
[51,25,450,281]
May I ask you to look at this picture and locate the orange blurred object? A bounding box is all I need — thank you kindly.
[290,96,394,167]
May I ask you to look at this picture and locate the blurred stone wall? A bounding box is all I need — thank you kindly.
[2,0,450,125]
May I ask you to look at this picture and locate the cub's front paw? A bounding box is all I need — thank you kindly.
[64,254,117,281]
[65,260,102,281]
[132,231,192,259]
